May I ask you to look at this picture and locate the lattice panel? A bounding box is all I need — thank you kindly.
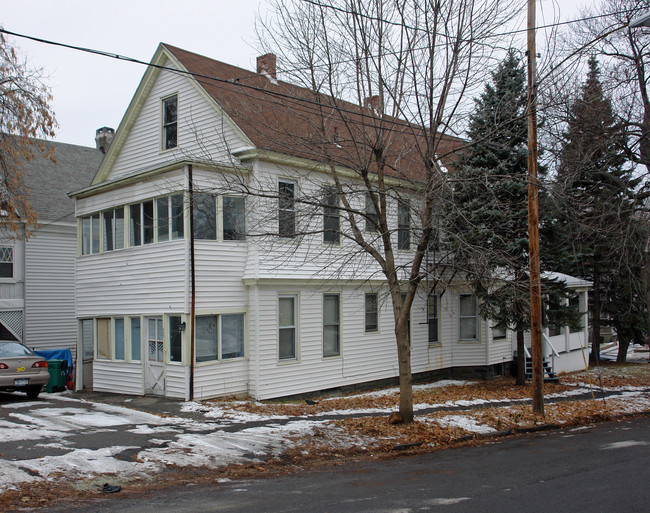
[0,310,23,341]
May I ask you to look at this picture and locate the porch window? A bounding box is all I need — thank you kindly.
[278,295,297,360]
[323,186,340,244]
[162,94,178,150]
[428,294,439,344]
[279,180,296,238]
[157,194,185,242]
[81,214,100,255]
[96,318,111,359]
[0,247,13,278]
[365,293,378,332]
[459,294,478,341]
[196,314,245,362]
[103,207,124,252]
[223,196,246,241]
[193,193,217,240]
[221,314,244,359]
[130,317,141,361]
[397,198,411,250]
[114,318,125,360]
[196,315,218,362]
[323,294,340,357]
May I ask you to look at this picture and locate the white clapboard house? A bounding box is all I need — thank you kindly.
[1,137,103,357]
[71,44,590,399]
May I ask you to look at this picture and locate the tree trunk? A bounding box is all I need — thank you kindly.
[590,273,601,364]
[395,321,413,423]
[516,330,526,386]
[615,323,630,363]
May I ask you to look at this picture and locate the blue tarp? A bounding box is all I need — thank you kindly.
[34,349,73,371]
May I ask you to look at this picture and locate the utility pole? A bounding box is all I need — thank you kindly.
[527,0,544,415]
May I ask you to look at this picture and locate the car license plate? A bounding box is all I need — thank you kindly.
[14,378,29,386]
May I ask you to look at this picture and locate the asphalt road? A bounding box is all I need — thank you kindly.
[46,415,650,513]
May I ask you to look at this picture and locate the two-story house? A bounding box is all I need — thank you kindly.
[71,44,590,400]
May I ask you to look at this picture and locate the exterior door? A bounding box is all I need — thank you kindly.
[145,317,165,395]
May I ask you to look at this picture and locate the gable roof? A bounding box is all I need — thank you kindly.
[22,139,103,222]
[161,44,463,178]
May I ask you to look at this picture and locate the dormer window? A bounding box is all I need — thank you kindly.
[162,95,178,150]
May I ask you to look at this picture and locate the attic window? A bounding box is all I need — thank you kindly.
[162,95,178,150]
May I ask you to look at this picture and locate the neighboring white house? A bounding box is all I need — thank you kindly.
[0,137,103,359]
[70,44,590,400]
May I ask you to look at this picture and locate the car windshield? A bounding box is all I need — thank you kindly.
[0,342,35,358]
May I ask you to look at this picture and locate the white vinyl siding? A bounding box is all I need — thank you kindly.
[24,226,78,355]
[107,66,247,180]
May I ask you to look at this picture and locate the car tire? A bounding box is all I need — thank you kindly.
[25,387,41,399]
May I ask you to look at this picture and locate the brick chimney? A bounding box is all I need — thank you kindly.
[95,127,115,154]
[257,53,277,80]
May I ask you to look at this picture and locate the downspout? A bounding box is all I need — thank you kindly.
[189,164,196,401]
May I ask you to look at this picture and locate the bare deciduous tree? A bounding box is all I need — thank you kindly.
[0,32,56,235]
[220,0,521,423]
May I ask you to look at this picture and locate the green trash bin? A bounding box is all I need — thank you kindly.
[45,359,68,393]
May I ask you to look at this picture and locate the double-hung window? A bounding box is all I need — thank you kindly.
[398,198,411,250]
[279,180,296,238]
[365,193,378,232]
[459,294,478,341]
[0,247,13,278]
[365,293,378,332]
[278,295,297,360]
[193,193,217,240]
[162,95,178,150]
[223,196,246,241]
[323,186,340,244]
[428,294,439,344]
[323,294,340,357]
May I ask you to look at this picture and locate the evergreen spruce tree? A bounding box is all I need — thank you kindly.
[448,51,573,384]
[555,56,646,362]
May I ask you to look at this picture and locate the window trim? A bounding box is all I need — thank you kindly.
[323,293,341,358]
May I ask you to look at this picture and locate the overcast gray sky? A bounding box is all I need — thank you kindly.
[1,0,587,148]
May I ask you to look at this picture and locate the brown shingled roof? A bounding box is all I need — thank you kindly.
[163,44,462,179]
